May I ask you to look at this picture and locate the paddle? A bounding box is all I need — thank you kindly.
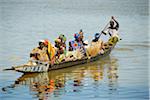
[3,67,15,71]
[99,18,112,38]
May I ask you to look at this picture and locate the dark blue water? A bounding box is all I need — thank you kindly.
[0,0,149,100]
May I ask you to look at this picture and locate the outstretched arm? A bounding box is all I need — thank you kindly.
[112,16,119,30]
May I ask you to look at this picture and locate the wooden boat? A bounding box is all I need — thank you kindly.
[4,34,119,73]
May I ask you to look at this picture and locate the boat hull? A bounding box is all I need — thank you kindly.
[14,46,113,73]
[49,47,112,71]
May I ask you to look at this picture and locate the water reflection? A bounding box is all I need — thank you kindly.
[1,56,119,100]
[107,58,119,100]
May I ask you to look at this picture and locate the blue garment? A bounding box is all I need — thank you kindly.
[70,40,84,50]
[74,33,80,40]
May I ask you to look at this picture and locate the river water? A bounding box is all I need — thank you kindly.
[0,0,149,100]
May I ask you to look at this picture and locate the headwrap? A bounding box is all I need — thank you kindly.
[95,33,100,39]
[74,33,80,40]
[59,34,66,42]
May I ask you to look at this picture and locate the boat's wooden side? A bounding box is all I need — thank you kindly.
[48,47,112,71]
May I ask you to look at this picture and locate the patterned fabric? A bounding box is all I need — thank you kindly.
[70,40,84,50]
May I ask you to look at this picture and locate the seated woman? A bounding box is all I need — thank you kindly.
[55,34,67,60]
[29,40,49,62]
[79,29,88,46]
[68,33,83,51]
[85,33,104,57]
[29,39,56,64]
[92,33,100,42]
[68,33,87,59]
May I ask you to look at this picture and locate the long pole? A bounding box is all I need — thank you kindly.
[99,20,110,38]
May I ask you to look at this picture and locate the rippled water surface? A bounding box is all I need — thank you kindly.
[0,0,149,100]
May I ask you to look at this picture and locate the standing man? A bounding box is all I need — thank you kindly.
[102,16,119,37]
